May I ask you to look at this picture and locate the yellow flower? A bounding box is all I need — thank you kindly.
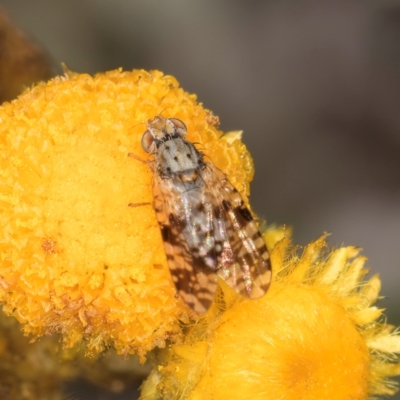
[2,67,400,399]
[0,69,254,359]
[141,233,400,400]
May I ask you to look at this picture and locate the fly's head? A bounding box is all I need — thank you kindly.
[141,116,187,154]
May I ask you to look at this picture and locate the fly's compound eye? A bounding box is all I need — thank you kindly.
[141,130,156,153]
[169,118,187,136]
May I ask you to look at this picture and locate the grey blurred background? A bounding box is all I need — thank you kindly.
[1,0,399,398]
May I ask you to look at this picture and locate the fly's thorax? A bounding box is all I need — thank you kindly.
[156,137,204,177]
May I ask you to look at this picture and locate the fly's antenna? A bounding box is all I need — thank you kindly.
[128,120,147,131]
[158,105,175,117]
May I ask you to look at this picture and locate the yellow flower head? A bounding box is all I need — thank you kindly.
[2,68,400,399]
[141,234,400,400]
[0,69,254,359]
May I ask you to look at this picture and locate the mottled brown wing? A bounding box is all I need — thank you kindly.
[151,163,271,313]
[152,173,219,313]
[202,164,272,299]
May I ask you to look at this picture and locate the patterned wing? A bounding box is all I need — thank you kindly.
[151,163,271,313]
[202,164,272,299]
[152,173,219,313]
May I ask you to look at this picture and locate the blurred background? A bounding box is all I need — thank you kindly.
[0,0,399,398]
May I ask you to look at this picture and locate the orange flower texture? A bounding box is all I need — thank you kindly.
[0,68,399,399]
[0,69,253,360]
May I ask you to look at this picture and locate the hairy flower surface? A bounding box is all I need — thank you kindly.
[141,234,400,400]
[2,68,400,399]
[0,69,254,359]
